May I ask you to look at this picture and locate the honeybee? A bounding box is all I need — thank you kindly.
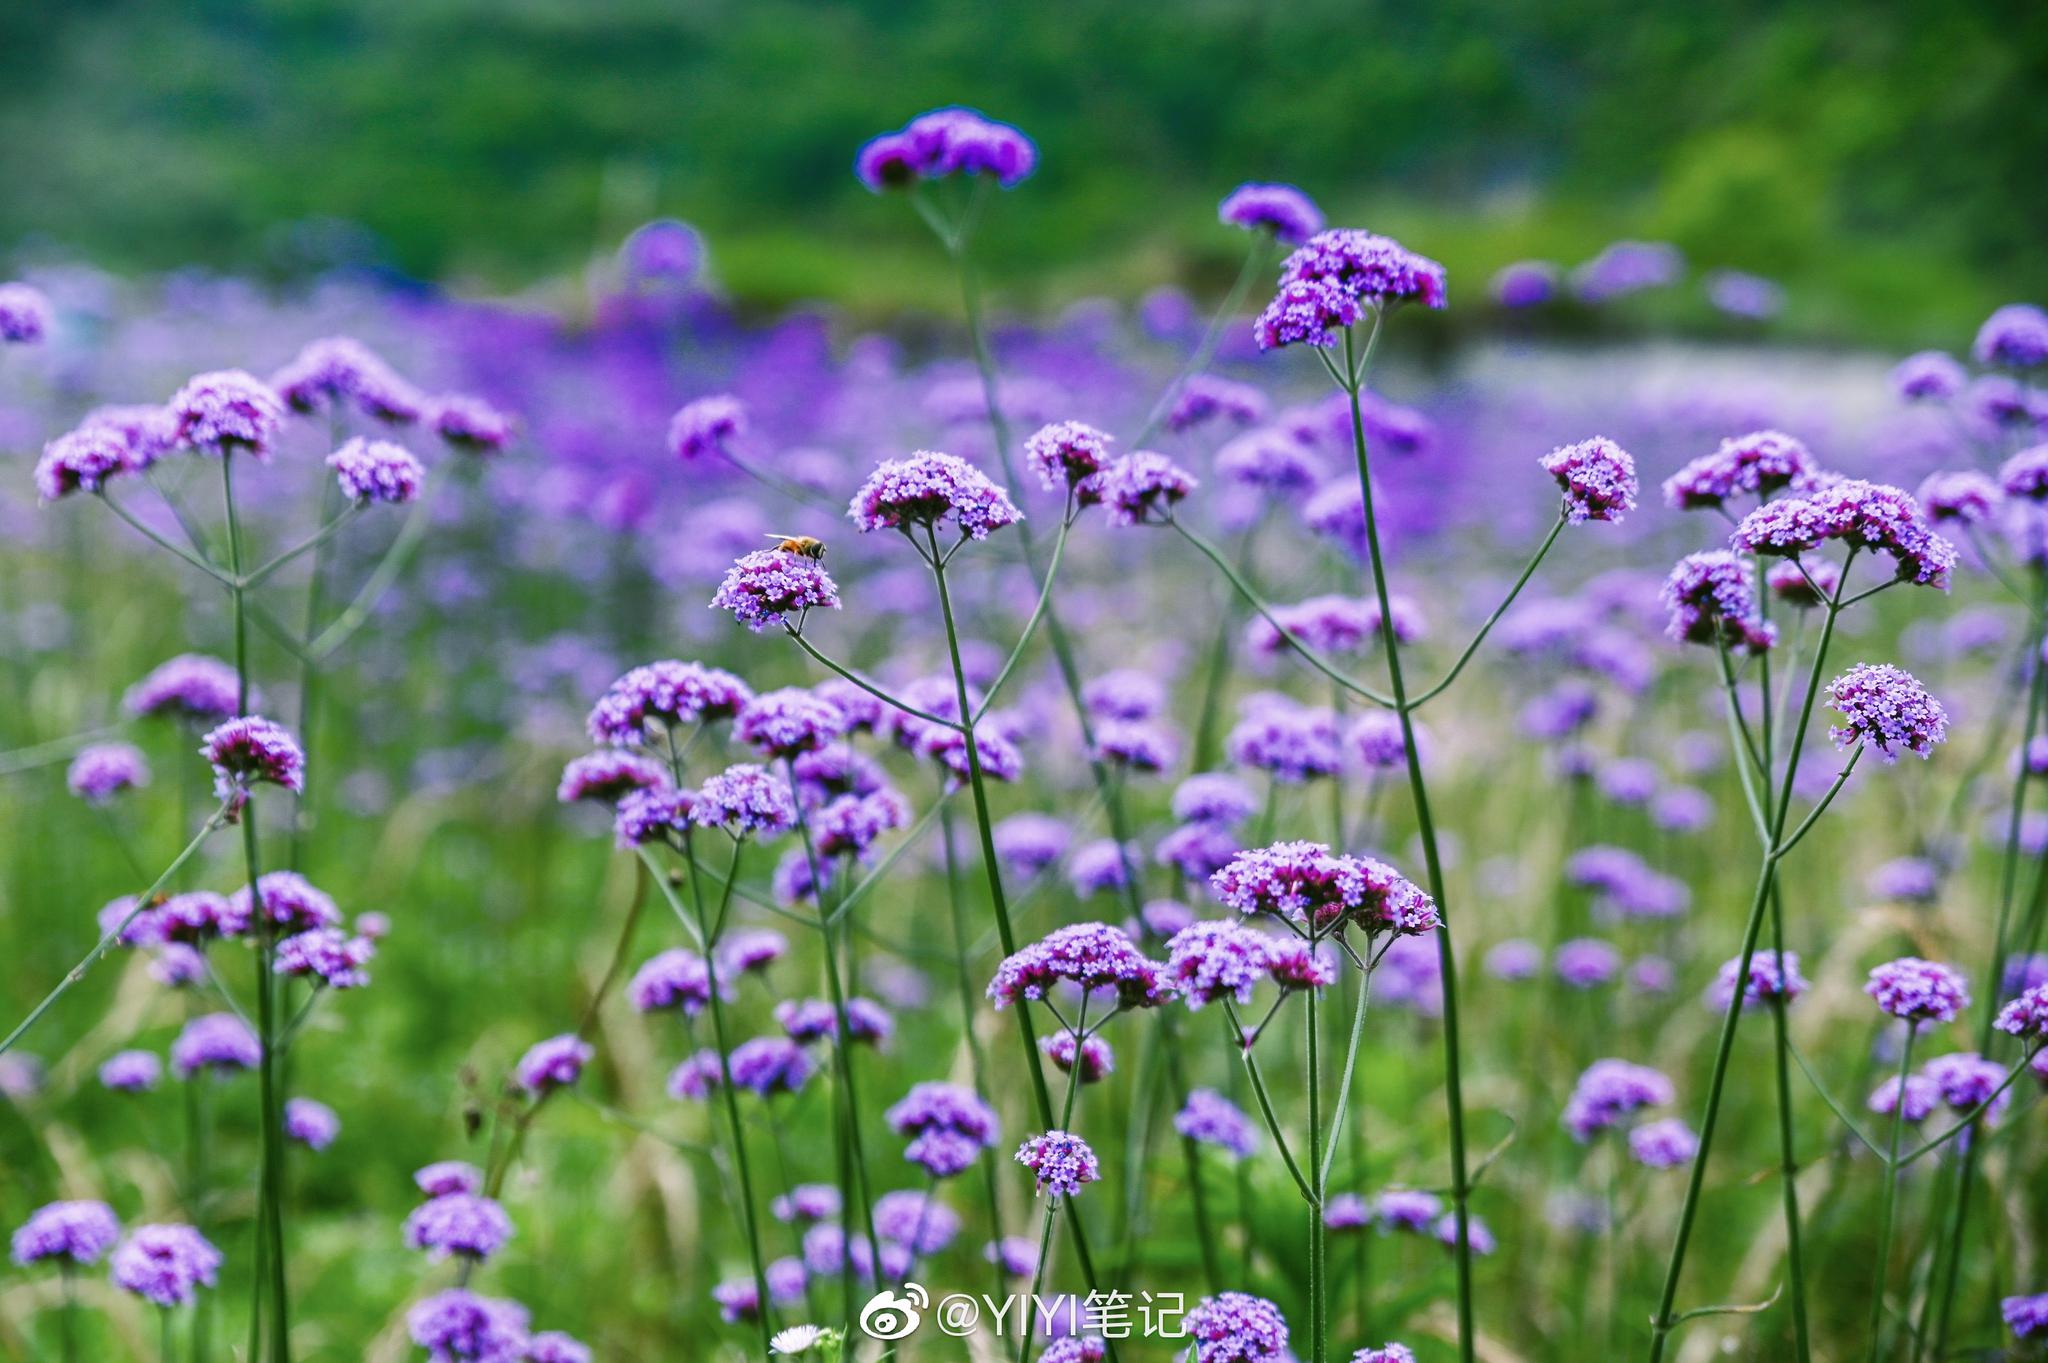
[765,533,828,560]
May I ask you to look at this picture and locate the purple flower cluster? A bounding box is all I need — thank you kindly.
[110,1224,222,1306]
[274,927,375,989]
[856,107,1036,191]
[0,281,51,342]
[1865,957,1970,1023]
[1539,437,1638,524]
[404,1192,514,1261]
[1661,430,1822,510]
[515,1034,593,1094]
[12,1201,121,1266]
[1024,420,1114,496]
[588,660,752,744]
[1184,1291,1290,1363]
[712,548,843,632]
[66,742,149,802]
[1660,551,1774,652]
[1562,1058,1674,1142]
[667,394,747,461]
[987,922,1174,1011]
[1281,229,1447,310]
[172,1013,260,1076]
[1825,663,1949,762]
[692,763,797,838]
[849,450,1023,541]
[1015,1129,1100,1198]
[1731,480,1956,588]
[201,715,305,803]
[887,1081,1001,1178]
[169,369,286,459]
[1709,950,1808,1010]
[125,654,241,723]
[1218,183,1324,244]
[1174,1088,1258,1158]
[408,1289,530,1363]
[1101,450,1198,525]
[326,437,425,504]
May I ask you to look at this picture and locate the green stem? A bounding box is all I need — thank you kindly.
[1129,235,1271,448]
[1306,976,1326,1363]
[1867,1027,1919,1360]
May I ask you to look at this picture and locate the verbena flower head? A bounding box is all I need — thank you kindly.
[1174,1088,1257,1159]
[126,654,240,723]
[233,871,341,933]
[1539,437,1638,524]
[1281,229,1447,309]
[1101,450,1198,526]
[1042,1030,1114,1084]
[99,1050,162,1093]
[1866,957,1970,1023]
[736,688,849,759]
[200,715,305,804]
[629,947,719,1015]
[692,763,797,838]
[1226,697,1340,782]
[1184,1291,1290,1363]
[1323,1193,1372,1231]
[527,1332,591,1363]
[1628,1117,1699,1169]
[1892,351,1968,402]
[1995,982,2048,1039]
[887,1082,1000,1177]
[1351,1347,1416,1363]
[856,107,1037,191]
[1660,429,1821,510]
[1350,857,1440,937]
[1082,669,1166,722]
[1024,420,1113,495]
[1826,663,1948,761]
[2004,1293,2048,1339]
[1167,919,1275,1009]
[1730,480,1956,587]
[712,548,842,632]
[416,1162,484,1198]
[274,928,374,989]
[515,1034,593,1094]
[1172,772,1257,826]
[1376,1189,1443,1232]
[721,929,786,977]
[849,450,1023,541]
[728,1036,815,1096]
[2000,444,2048,501]
[1252,278,1362,350]
[1491,260,1559,307]
[431,394,515,454]
[773,1184,841,1225]
[1210,841,1363,930]
[1015,1130,1099,1199]
[67,742,149,803]
[812,789,909,858]
[1554,938,1621,989]
[1868,1074,1939,1123]
[172,1013,260,1076]
[668,394,747,461]
[111,1224,221,1306]
[404,1192,514,1261]
[284,1097,341,1150]
[1917,470,2000,526]
[271,337,423,422]
[407,1289,530,1363]
[556,750,668,804]
[1659,550,1774,653]
[873,1190,961,1254]
[327,437,425,505]
[1219,183,1324,244]
[1247,593,1422,655]
[987,922,1174,1011]
[613,787,694,848]
[588,660,751,744]
[1485,939,1543,981]
[0,281,51,342]
[1710,950,1807,1010]
[1923,1052,2008,1118]
[993,812,1070,873]
[1975,303,2048,368]
[12,1201,120,1266]
[1168,375,1269,433]
[1562,1058,1674,1142]
[34,426,133,501]
[1092,719,1178,773]
[170,370,285,458]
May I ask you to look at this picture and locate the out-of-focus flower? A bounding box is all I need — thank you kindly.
[1218,183,1324,244]
[110,1224,221,1306]
[327,438,425,504]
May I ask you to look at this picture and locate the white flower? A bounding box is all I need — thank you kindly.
[770,1324,827,1356]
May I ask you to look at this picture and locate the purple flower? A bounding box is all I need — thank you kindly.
[1323,1194,1372,1231]
[1101,451,1198,526]
[1628,1117,1699,1169]
[712,548,842,632]
[856,107,1037,191]
[727,1037,815,1097]
[1706,270,1783,319]
[1219,183,1324,244]
[987,922,1174,1011]
[1248,594,1421,655]
[873,1190,961,1254]
[1167,376,1269,433]
[1923,1052,2008,1119]
[556,750,669,804]
[1281,229,1447,309]
[404,1193,514,1261]
[1352,1346,1417,1363]
[1709,951,1807,1010]
[1917,470,2000,526]
[233,871,340,933]
[1996,982,2048,1039]
[993,813,1069,874]
[327,438,425,504]
[1865,957,1970,1023]
[587,661,753,745]
[1868,1074,1939,1123]
[620,218,701,284]
[693,763,797,838]
[1172,772,1257,825]
[1184,1291,1289,1363]
[1042,1030,1114,1083]
[630,948,720,1016]
[271,337,423,422]
[613,786,696,847]
[1024,420,1114,495]
[1892,351,1968,402]
[34,426,134,501]
[1730,480,1956,588]
[813,790,909,858]
[0,281,51,342]
[527,1331,591,1363]
[431,394,515,454]
[1563,1058,1674,1141]
[1572,240,1683,301]
[1157,822,1240,882]
[515,1034,593,1094]
[66,742,149,803]
[274,928,374,989]
[1015,1129,1100,1198]
[1175,1088,1257,1159]
[284,1097,340,1150]
[667,1051,721,1101]
[125,655,241,724]
[1485,940,1542,981]
[1252,278,1361,351]
[416,1162,482,1198]
[2004,1292,2048,1339]
[736,688,848,758]
[1975,303,2048,368]
[888,1082,1000,1177]
[99,1050,162,1092]
[1166,919,1273,1009]
[407,1289,530,1363]
[849,450,1023,541]
[1826,664,1948,762]
[1554,938,1621,989]
[668,395,747,461]
[1659,551,1774,653]
[1491,260,1559,308]
[201,715,304,804]
[111,1224,221,1306]
[170,370,286,459]
[172,1013,260,1076]
[12,1201,120,1266]
[1539,437,1638,524]
[1210,842,1363,928]
[1869,856,1941,902]
[1226,697,1340,782]
[2001,444,2048,501]
[1375,1189,1443,1232]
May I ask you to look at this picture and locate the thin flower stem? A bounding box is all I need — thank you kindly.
[685,839,776,1360]
[97,490,235,585]
[1714,639,1774,848]
[0,795,216,1055]
[239,504,364,591]
[1408,515,1568,708]
[304,489,433,661]
[1896,1056,2032,1169]
[1318,962,1376,1187]
[635,848,707,951]
[1306,973,1326,1363]
[0,726,127,777]
[973,513,1073,721]
[825,791,953,929]
[1016,1199,1060,1363]
[1221,999,1317,1205]
[1128,234,1272,449]
[1785,1038,1882,1156]
[784,630,962,733]
[1339,326,1474,1362]
[1772,749,1864,858]
[1867,1027,1919,1361]
[1169,519,1395,707]
[1155,1015,1224,1293]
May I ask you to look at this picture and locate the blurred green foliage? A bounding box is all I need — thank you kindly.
[1,2,2045,336]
